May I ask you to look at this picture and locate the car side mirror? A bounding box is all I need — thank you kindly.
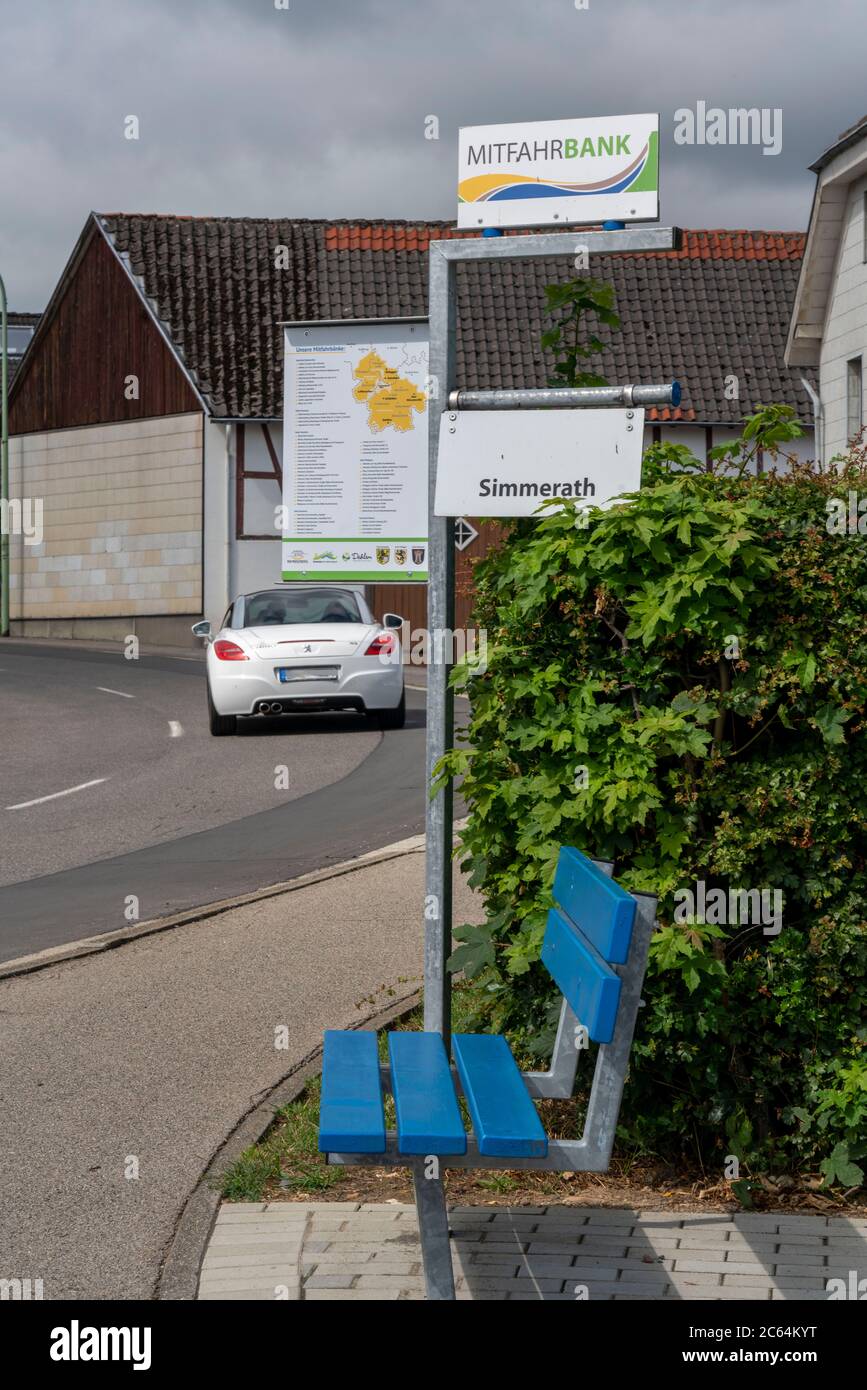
[383,613,404,630]
[191,620,212,642]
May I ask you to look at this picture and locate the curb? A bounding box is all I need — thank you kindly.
[156,987,422,1301]
[0,834,427,981]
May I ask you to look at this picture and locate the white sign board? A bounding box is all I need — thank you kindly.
[434,409,644,517]
[458,113,659,230]
[282,320,429,581]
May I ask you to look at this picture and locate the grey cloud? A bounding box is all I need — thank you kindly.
[0,0,865,306]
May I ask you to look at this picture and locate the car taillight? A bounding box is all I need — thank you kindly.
[365,632,396,656]
[214,639,249,661]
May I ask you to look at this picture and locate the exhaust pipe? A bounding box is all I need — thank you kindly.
[260,701,273,714]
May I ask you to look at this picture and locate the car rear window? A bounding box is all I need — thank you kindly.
[245,590,362,625]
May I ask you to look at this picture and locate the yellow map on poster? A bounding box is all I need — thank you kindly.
[352,350,426,433]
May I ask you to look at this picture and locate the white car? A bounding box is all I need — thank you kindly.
[193,585,406,736]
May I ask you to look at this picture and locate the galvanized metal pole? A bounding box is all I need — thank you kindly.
[423,244,457,1041]
[422,226,681,1049]
[448,382,680,411]
[0,276,8,638]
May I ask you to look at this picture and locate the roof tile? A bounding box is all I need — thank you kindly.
[100,215,808,422]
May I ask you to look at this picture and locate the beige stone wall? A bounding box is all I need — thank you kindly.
[9,413,203,619]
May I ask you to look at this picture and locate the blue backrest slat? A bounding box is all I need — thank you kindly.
[318,1030,385,1153]
[452,1033,548,1158]
[388,1032,467,1155]
[553,846,636,964]
[541,907,622,1043]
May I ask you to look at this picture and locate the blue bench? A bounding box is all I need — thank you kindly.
[319,846,656,1298]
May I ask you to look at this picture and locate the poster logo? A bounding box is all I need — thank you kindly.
[376,547,391,566]
[412,546,425,565]
[394,546,407,565]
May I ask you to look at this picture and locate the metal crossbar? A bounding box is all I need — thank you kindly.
[448,383,680,410]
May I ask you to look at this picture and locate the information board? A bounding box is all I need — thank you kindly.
[282,320,429,581]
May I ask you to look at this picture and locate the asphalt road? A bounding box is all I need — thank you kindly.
[0,643,428,963]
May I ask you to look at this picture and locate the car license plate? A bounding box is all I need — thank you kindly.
[277,666,339,683]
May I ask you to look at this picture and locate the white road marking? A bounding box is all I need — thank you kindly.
[405,683,469,700]
[168,720,184,738]
[6,778,108,811]
[96,686,134,699]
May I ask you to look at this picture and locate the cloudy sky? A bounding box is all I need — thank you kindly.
[1,0,865,308]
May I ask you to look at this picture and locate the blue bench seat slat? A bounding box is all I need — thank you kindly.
[319,1030,385,1153]
[541,906,621,1043]
[388,1032,467,1154]
[452,1034,547,1158]
[553,846,636,963]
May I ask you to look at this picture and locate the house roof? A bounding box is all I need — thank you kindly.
[25,213,812,425]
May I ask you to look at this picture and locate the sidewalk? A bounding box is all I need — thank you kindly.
[198,1202,867,1301]
[0,838,483,1300]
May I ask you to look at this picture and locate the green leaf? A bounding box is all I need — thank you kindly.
[820,1142,865,1189]
[447,922,496,978]
[813,703,852,745]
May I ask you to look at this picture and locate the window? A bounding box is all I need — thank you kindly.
[244,588,362,626]
[6,324,34,356]
[863,192,867,263]
[847,357,863,441]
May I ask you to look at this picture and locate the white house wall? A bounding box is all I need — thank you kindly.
[230,422,284,601]
[820,172,867,461]
[9,412,203,624]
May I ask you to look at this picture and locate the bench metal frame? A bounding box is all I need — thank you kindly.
[328,227,676,1299]
[327,877,657,1298]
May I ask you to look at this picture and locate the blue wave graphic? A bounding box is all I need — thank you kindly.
[489,156,646,202]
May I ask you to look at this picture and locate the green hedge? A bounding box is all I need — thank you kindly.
[440,420,867,1186]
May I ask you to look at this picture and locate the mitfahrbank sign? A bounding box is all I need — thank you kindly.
[458,113,659,229]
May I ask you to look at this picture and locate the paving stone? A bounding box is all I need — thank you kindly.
[718,1276,776,1291]
[202,1252,301,1270]
[723,1237,780,1253]
[584,1280,670,1296]
[304,1273,357,1289]
[729,1216,783,1232]
[198,1275,299,1294]
[305,1289,403,1301]
[466,1240,529,1253]
[612,1263,676,1281]
[774,1216,828,1232]
[459,1276,567,1293]
[773,1262,830,1278]
[507,1290,584,1300]
[217,1203,268,1215]
[201,1260,298,1278]
[667,1285,772,1300]
[675,1258,768,1276]
[515,1259,579,1277]
[667,1272,723,1287]
[354,1275,425,1289]
[770,1288,830,1301]
[198,1245,301,1267]
[198,1284,294,1295]
[567,1264,622,1280]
